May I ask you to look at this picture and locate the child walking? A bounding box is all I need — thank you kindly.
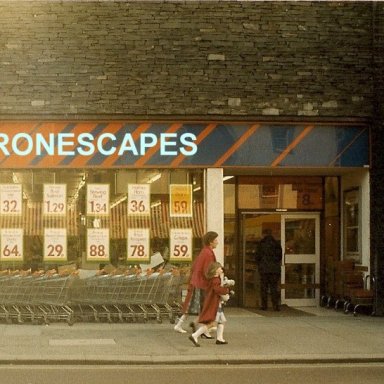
[188,262,233,347]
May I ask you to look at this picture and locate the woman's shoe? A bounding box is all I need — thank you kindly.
[201,333,213,339]
[216,340,228,345]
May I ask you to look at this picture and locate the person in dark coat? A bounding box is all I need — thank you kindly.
[255,228,282,311]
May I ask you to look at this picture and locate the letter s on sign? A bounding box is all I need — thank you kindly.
[179,133,197,156]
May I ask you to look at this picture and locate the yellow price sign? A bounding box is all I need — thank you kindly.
[169,184,193,217]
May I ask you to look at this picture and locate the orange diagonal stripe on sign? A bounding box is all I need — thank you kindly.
[103,122,152,167]
[329,127,367,166]
[171,123,217,167]
[271,125,314,167]
[135,123,183,167]
[214,124,260,167]
[32,122,90,168]
[0,121,42,167]
[71,123,148,167]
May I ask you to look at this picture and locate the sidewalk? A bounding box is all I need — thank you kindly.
[0,306,384,365]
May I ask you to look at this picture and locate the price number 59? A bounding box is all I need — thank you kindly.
[173,244,189,258]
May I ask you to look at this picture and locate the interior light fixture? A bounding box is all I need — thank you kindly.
[147,173,161,184]
[223,176,234,181]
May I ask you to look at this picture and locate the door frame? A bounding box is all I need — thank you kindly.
[240,211,320,308]
[281,213,320,307]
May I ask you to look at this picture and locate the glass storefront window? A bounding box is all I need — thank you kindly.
[343,188,360,263]
[0,169,204,271]
[238,176,323,210]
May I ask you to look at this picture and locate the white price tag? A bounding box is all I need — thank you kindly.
[169,228,193,262]
[0,184,22,216]
[44,228,67,262]
[127,184,150,216]
[87,228,109,262]
[127,228,150,263]
[43,184,67,216]
[87,184,110,216]
[0,228,23,261]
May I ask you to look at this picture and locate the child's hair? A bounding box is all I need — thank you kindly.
[206,261,222,279]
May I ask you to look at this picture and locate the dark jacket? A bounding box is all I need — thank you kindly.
[255,235,282,274]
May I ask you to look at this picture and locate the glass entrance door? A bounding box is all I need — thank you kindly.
[241,212,281,308]
[281,214,320,306]
[241,212,320,308]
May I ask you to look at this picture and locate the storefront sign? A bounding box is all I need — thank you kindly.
[43,184,67,216]
[86,228,110,262]
[127,228,150,263]
[0,122,369,168]
[0,228,23,262]
[0,184,22,215]
[87,184,110,216]
[127,184,150,216]
[169,228,192,262]
[170,184,192,217]
[44,228,67,262]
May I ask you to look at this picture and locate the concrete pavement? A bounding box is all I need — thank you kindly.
[0,306,383,365]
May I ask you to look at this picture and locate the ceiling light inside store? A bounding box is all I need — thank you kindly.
[223,176,234,181]
[147,173,161,184]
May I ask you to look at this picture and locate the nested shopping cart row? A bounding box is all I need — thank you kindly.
[0,272,183,325]
[0,274,75,325]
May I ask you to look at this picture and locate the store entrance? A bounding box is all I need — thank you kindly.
[241,212,320,309]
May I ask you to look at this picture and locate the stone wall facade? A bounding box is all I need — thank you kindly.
[0,1,376,118]
[1,1,384,312]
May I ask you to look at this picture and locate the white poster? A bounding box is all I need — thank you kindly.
[44,228,67,262]
[43,184,67,216]
[0,184,22,216]
[127,228,150,263]
[86,228,109,262]
[0,228,23,262]
[87,184,110,216]
[127,184,150,216]
[169,228,193,262]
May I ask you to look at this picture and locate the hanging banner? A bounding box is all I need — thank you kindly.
[0,184,22,216]
[43,228,67,262]
[43,184,67,216]
[127,228,150,263]
[127,184,150,216]
[87,184,110,216]
[0,228,23,262]
[86,228,110,262]
[169,228,193,262]
[169,184,193,217]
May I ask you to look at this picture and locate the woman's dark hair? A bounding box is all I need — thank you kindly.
[202,231,218,246]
